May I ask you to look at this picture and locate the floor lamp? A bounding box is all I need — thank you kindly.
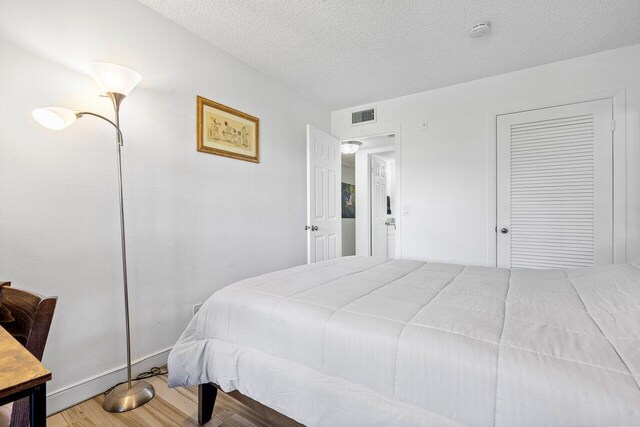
[32,62,154,413]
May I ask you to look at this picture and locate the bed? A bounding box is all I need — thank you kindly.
[168,256,640,426]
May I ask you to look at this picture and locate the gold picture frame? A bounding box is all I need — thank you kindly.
[197,96,260,163]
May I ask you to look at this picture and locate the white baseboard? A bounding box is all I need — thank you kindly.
[46,347,172,416]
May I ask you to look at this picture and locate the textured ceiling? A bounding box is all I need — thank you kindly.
[137,0,640,109]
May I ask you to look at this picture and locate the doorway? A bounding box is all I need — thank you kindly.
[340,134,397,258]
[307,124,401,263]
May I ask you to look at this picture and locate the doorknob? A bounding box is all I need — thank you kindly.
[311,225,318,231]
[305,225,311,230]
[500,227,509,234]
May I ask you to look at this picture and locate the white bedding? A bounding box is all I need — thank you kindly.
[168,257,640,426]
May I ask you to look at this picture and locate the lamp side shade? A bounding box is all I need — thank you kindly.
[32,107,77,130]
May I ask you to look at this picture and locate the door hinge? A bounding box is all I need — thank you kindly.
[610,120,616,133]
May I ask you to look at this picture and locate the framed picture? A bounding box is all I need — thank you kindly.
[197,96,260,163]
[342,183,355,218]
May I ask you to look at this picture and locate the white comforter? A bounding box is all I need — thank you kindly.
[168,257,640,426]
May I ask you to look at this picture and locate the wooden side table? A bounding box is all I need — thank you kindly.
[0,326,51,426]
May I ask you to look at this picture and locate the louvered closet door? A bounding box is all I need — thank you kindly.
[497,99,613,269]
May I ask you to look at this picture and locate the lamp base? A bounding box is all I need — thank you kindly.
[103,380,155,413]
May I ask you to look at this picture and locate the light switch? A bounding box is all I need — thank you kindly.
[402,204,411,216]
[421,120,429,131]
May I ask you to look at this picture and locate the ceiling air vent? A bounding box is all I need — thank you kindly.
[351,107,376,126]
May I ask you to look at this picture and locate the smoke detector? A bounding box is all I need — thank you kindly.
[470,22,491,38]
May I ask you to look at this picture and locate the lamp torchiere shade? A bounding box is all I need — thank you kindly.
[87,62,141,96]
[32,107,77,130]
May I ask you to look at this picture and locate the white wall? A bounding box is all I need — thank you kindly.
[332,44,640,266]
[0,0,328,412]
[341,164,355,255]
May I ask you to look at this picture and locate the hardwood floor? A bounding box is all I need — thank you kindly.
[48,375,278,427]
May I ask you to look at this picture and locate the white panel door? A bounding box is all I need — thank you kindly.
[371,155,388,257]
[497,99,613,269]
[307,125,341,263]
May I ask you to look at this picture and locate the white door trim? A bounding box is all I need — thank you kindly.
[487,87,627,266]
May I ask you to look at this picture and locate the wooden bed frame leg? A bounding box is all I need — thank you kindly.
[198,383,217,425]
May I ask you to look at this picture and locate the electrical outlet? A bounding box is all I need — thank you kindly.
[420,119,429,132]
[193,303,203,316]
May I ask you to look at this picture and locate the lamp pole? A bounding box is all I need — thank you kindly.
[100,92,155,413]
[109,92,134,391]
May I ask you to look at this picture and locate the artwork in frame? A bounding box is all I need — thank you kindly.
[197,96,260,163]
[342,183,356,219]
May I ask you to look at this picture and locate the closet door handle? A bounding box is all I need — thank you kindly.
[500,227,509,234]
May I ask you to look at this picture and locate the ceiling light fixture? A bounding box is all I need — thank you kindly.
[341,140,362,154]
[470,22,491,38]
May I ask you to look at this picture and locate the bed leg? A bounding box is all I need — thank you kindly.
[198,382,217,425]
